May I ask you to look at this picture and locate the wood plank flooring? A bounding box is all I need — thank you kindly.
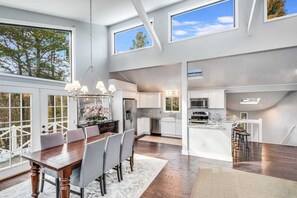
[1,140,297,198]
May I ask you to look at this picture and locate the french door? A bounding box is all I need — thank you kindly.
[0,84,76,179]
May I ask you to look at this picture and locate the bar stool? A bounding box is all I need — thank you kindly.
[235,127,250,149]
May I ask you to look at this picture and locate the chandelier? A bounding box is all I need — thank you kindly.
[64,0,116,97]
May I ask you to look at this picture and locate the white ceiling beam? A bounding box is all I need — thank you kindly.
[247,0,257,36]
[131,0,162,52]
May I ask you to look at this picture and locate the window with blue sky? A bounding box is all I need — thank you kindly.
[171,0,235,42]
[267,0,297,20]
[114,24,152,54]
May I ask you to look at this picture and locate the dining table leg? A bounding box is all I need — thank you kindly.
[30,161,40,198]
[59,166,72,198]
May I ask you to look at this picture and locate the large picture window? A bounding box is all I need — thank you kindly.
[266,0,297,21]
[113,23,153,54]
[170,0,235,42]
[0,23,72,82]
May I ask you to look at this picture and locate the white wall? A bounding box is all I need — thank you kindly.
[227,91,297,146]
[108,0,297,72]
[0,5,109,87]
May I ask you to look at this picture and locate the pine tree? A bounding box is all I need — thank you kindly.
[267,0,287,19]
[130,32,149,50]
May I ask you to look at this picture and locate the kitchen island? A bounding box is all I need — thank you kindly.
[188,122,233,162]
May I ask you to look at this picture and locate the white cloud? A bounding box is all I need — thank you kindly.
[217,16,234,24]
[172,20,199,27]
[174,30,188,36]
[195,23,233,36]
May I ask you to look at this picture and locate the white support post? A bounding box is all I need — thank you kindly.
[11,125,17,151]
[181,61,188,155]
[131,0,163,52]
[247,0,257,36]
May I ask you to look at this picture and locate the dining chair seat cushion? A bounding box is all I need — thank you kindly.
[42,167,59,178]
[67,128,85,143]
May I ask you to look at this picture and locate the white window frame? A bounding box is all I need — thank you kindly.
[111,19,154,55]
[168,0,239,43]
[264,0,297,23]
[163,95,180,113]
[0,18,76,84]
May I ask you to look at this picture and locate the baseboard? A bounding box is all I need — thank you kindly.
[188,150,232,162]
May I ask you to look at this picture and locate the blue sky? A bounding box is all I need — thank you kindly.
[283,0,297,15]
[114,25,152,53]
[114,0,297,52]
[172,0,234,41]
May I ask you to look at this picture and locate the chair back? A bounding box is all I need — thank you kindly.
[121,129,135,162]
[67,128,85,143]
[79,139,106,187]
[104,133,122,172]
[85,125,100,138]
[40,132,64,150]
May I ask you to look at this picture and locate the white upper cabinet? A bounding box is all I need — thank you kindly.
[189,89,225,109]
[138,92,161,108]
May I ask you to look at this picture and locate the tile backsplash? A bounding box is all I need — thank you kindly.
[137,108,182,119]
[188,109,226,121]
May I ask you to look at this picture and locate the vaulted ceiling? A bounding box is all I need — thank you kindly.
[188,47,297,89]
[0,0,182,26]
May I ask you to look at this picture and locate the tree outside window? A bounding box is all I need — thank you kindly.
[165,96,180,112]
[0,24,71,82]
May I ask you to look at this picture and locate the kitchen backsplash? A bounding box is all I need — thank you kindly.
[137,108,182,119]
[188,109,226,121]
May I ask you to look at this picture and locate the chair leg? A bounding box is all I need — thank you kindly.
[116,165,121,182]
[55,178,60,198]
[103,173,107,194]
[130,155,134,172]
[80,188,84,198]
[119,163,123,181]
[40,173,45,193]
[99,176,104,196]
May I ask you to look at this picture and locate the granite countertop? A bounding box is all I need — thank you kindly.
[188,123,225,130]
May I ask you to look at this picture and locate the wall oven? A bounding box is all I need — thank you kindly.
[190,98,208,108]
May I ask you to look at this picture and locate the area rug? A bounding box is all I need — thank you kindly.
[139,136,182,146]
[191,167,297,198]
[0,154,167,198]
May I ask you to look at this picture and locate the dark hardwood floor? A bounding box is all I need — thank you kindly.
[1,140,297,198]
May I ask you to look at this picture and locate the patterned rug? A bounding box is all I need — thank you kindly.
[191,167,297,198]
[0,154,167,198]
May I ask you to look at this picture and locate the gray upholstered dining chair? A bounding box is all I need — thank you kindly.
[67,128,85,143]
[40,132,64,198]
[119,129,135,180]
[70,139,106,198]
[103,133,123,194]
[84,125,100,138]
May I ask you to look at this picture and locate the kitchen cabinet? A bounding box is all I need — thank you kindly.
[188,89,225,109]
[137,117,151,135]
[161,118,182,138]
[138,92,161,108]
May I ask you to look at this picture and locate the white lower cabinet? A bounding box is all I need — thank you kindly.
[137,118,151,135]
[161,118,182,138]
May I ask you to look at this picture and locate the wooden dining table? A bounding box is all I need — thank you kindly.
[22,132,116,198]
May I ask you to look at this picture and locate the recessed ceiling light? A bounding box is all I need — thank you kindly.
[240,98,261,105]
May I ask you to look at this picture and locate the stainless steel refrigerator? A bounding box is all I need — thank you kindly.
[123,99,137,133]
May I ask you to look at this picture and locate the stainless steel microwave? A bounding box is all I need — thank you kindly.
[190,98,208,108]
